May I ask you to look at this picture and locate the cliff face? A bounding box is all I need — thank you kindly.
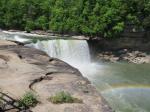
[89,32,150,64]
[0,40,112,112]
[89,32,150,52]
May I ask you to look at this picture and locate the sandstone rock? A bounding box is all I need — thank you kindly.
[0,58,7,68]
[0,40,112,112]
[136,52,146,57]
[97,50,150,64]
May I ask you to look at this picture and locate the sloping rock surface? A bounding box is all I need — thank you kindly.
[0,40,112,112]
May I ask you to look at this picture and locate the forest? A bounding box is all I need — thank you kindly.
[0,0,150,37]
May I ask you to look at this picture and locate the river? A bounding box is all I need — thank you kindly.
[1,31,150,112]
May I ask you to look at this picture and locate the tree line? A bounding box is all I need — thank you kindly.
[0,0,149,37]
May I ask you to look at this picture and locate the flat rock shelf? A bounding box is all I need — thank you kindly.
[0,40,112,112]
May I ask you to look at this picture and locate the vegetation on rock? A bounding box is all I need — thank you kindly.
[18,91,38,108]
[0,0,149,37]
[49,91,82,104]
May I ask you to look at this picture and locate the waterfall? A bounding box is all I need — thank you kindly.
[0,30,98,74]
[29,39,90,64]
[27,39,98,75]
[0,31,30,42]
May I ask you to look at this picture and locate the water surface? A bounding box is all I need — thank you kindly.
[87,63,150,112]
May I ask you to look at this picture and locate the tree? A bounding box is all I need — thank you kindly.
[0,0,149,37]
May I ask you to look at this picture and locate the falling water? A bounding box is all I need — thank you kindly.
[0,30,30,42]
[27,39,99,75]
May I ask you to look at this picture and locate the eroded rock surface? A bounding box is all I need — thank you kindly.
[97,50,150,64]
[0,40,112,112]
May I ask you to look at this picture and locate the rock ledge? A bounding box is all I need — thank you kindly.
[0,40,112,112]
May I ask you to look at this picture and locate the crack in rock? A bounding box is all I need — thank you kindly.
[29,76,53,91]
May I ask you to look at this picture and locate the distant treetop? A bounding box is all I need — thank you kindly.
[0,0,149,38]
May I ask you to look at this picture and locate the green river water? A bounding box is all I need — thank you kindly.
[87,63,150,112]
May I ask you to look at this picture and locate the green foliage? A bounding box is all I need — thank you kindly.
[0,0,149,37]
[36,16,48,30]
[18,91,38,107]
[113,22,125,34]
[25,19,35,33]
[0,95,3,105]
[49,91,82,104]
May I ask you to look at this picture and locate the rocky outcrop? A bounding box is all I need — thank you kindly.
[97,49,150,64]
[0,40,112,112]
[89,34,150,64]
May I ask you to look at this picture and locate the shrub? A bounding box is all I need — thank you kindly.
[35,16,48,30]
[18,91,38,107]
[25,19,35,33]
[49,91,82,104]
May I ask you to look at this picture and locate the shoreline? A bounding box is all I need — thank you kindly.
[96,49,150,64]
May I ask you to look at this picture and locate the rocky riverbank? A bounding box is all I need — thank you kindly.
[97,49,150,64]
[0,40,112,112]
